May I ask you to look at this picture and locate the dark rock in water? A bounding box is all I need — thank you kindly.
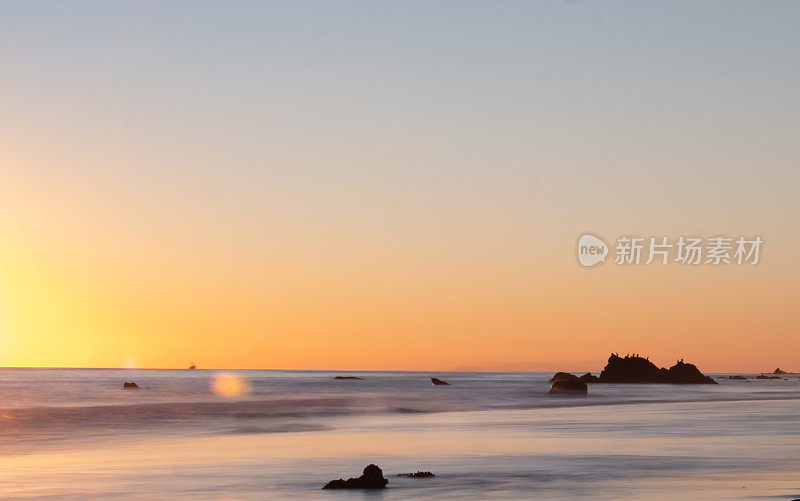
[549,379,588,395]
[188,364,196,370]
[579,372,601,383]
[596,354,716,384]
[334,376,364,380]
[323,464,388,489]
[773,368,786,374]
[665,360,717,384]
[549,372,579,383]
[397,471,435,478]
[756,374,782,380]
[598,354,663,383]
[431,377,449,385]
[123,381,139,389]
[727,375,749,380]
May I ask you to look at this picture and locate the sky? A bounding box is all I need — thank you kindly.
[0,1,798,371]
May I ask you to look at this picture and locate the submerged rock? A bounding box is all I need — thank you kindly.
[334,376,364,380]
[397,471,435,478]
[123,381,139,389]
[323,464,388,489]
[549,379,588,395]
[727,375,749,380]
[430,377,450,386]
[549,372,579,383]
[756,375,782,380]
[596,354,716,384]
[579,372,601,383]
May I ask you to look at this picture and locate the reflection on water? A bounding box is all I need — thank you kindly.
[0,369,799,499]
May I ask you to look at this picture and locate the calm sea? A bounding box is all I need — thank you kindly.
[1,368,799,500]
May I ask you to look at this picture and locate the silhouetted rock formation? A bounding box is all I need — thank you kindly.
[727,375,748,380]
[334,376,364,380]
[188,364,196,370]
[756,375,782,380]
[397,471,435,478]
[579,372,601,383]
[595,354,716,384]
[665,360,717,384]
[549,372,579,383]
[123,381,139,389]
[431,377,449,385]
[773,368,787,374]
[549,379,588,394]
[323,464,388,489]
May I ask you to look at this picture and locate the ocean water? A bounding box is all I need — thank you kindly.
[1,369,799,500]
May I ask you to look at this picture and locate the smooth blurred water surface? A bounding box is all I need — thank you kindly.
[1,369,799,499]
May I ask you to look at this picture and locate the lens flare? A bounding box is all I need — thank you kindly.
[210,372,251,397]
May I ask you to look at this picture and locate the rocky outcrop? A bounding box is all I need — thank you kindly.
[727,375,748,380]
[773,368,786,374]
[579,372,601,383]
[549,379,588,395]
[430,377,450,385]
[549,372,579,383]
[397,471,435,478]
[123,381,139,389]
[323,464,388,489]
[756,375,782,380]
[334,376,364,380]
[665,360,717,384]
[595,354,716,384]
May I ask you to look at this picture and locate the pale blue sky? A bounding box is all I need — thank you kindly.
[2,0,798,252]
[1,1,799,369]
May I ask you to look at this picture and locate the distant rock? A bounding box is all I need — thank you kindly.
[727,375,749,380]
[773,368,786,374]
[323,464,388,489]
[397,471,435,478]
[431,377,450,386]
[595,354,717,384]
[123,381,139,389]
[549,372,579,383]
[549,379,588,395]
[665,360,717,384]
[334,376,364,380]
[756,375,782,380]
[579,372,601,383]
[188,364,197,370]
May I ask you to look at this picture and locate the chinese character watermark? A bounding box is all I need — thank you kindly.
[578,234,762,268]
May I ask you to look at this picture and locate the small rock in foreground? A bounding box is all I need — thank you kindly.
[123,382,139,389]
[323,464,388,489]
[431,377,450,385]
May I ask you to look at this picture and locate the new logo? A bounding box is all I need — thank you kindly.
[577,234,608,267]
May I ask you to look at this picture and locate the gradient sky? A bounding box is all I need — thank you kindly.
[1,1,798,371]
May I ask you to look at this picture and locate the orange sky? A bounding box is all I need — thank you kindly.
[1,166,796,372]
[1,2,799,372]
